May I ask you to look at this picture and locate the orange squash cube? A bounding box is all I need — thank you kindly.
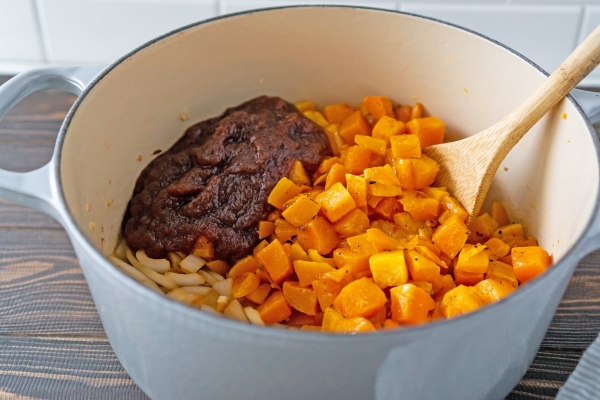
[268,177,303,209]
[372,115,405,142]
[440,285,482,318]
[245,283,272,305]
[432,274,456,301]
[333,277,387,318]
[454,270,484,286]
[390,134,421,159]
[323,124,346,156]
[347,234,378,255]
[295,100,315,112]
[334,317,376,334]
[345,174,368,207]
[475,278,516,305]
[405,116,445,147]
[288,242,310,262]
[333,247,372,278]
[432,215,470,258]
[369,250,409,288]
[332,208,370,237]
[467,213,499,244]
[316,156,341,175]
[355,135,387,155]
[303,110,329,128]
[296,216,341,255]
[485,260,518,288]
[366,228,402,252]
[440,196,469,222]
[232,272,261,298]
[455,244,489,274]
[281,195,321,227]
[257,290,292,323]
[229,255,260,279]
[400,190,439,221]
[405,250,440,283]
[255,239,293,284]
[393,158,415,190]
[324,103,354,125]
[282,281,318,315]
[321,307,345,332]
[421,187,450,203]
[313,277,345,311]
[258,221,275,239]
[339,111,371,144]
[390,284,436,325]
[373,197,403,221]
[325,163,348,189]
[410,155,439,189]
[484,238,511,259]
[315,182,357,223]
[343,145,372,174]
[363,96,394,119]
[490,201,510,227]
[511,246,552,283]
[288,160,310,186]
[394,105,412,123]
[274,218,298,243]
[293,260,334,287]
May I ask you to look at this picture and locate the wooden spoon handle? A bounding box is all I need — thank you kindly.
[494,23,600,151]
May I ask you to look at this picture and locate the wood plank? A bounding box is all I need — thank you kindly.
[507,349,583,399]
[0,228,103,335]
[0,141,55,172]
[542,251,600,350]
[0,198,60,229]
[0,337,147,400]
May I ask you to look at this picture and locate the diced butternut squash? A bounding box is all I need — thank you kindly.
[303,110,329,128]
[355,135,387,156]
[343,145,372,174]
[315,182,357,223]
[467,213,499,244]
[293,260,334,287]
[317,157,341,175]
[372,116,405,142]
[192,235,214,260]
[324,103,354,124]
[308,249,336,267]
[332,208,370,237]
[295,100,315,112]
[369,251,408,288]
[455,244,489,274]
[440,196,469,222]
[405,116,445,147]
[313,278,345,311]
[432,215,470,258]
[268,177,303,209]
[255,239,293,284]
[400,190,439,221]
[475,278,516,305]
[390,284,436,325]
[333,247,372,278]
[339,111,371,144]
[325,163,348,189]
[432,274,456,301]
[257,290,292,323]
[511,246,552,283]
[258,221,275,239]
[366,228,401,252]
[288,160,311,186]
[229,255,260,279]
[440,285,482,318]
[411,102,424,120]
[283,281,318,315]
[374,197,403,221]
[390,134,421,159]
[347,233,378,255]
[334,316,376,333]
[363,96,394,119]
[232,272,261,298]
[281,195,321,227]
[296,216,341,255]
[454,270,484,286]
[394,105,412,123]
[333,277,387,318]
[323,124,346,156]
[245,283,272,305]
[484,238,510,259]
[410,155,439,189]
[490,201,510,227]
[345,174,368,207]
[485,261,518,288]
[393,158,415,190]
[274,218,298,243]
[406,250,440,283]
[321,307,345,332]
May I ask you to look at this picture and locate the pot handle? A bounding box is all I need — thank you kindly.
[571,88,600,125]
[0,65,105,223]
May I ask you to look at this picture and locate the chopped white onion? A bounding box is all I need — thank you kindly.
[180,286,214,295]
[126,248,178,290]
[165,272,205,286]
[244,307,265,326]
[223,299,249,323]
[216,295,230,312]
[180,254,206,273]
[212,278,233,297]
[136,250,170,273]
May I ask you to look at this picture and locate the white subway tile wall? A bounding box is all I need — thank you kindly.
[0,0,598,86]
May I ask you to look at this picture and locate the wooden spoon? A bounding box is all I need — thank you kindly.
[423,24,600,225]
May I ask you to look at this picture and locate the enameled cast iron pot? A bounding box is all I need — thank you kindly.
[1,6,600,400]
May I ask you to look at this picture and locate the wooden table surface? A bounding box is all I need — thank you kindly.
[0,75,599,400]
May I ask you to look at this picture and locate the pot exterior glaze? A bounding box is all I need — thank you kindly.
[0,7,599,400]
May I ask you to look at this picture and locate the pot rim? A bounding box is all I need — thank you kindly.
[53,4,600,342]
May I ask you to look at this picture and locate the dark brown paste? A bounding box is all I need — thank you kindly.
[123,96,331,263]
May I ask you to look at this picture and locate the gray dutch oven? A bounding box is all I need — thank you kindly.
[1,6,600,400]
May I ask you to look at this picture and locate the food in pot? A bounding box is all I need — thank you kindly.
[111,95,552,332]
[122,96,331,263]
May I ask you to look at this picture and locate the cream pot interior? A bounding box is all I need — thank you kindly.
[61,6,598,262]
